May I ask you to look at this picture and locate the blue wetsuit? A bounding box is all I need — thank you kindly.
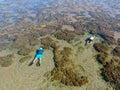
[35,49,44,60]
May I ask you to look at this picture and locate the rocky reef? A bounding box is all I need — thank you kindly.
[53,30,76,43]
[19,56,32,63]
[0,54,13,67]
[17,47,32,56]
[41,36,57,49]
[42,37,88,86]
[113,46,120,58]
[0,0,119,90]
[93,43,110,53]
[117,38,120,45]
[96,53,111,65]
[101,60,120,90]
[94,42,120,90]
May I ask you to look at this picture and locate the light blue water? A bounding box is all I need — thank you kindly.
[0,0,119,28]
[0,0,119,49]
[0,0,119,35]
[0,0,51,28]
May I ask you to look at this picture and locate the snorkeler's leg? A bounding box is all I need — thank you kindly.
[40,58,42,64]
[36,59,40,66]
[33,58,37,63]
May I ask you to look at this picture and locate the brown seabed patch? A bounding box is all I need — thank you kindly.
[0,54,14,67]
[41,36,88,87]
[94,42,120,90]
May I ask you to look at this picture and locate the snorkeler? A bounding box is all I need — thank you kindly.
[85,35,96,45]
[28,48,44,66]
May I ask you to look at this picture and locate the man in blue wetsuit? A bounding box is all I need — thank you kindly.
[29,48,44,66]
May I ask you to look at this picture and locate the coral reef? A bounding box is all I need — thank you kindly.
[0,54,13,67]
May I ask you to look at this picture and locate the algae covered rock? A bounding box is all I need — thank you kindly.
[17,47,31,56]
[117,38,120,45]
[98,32,116,45]
[41,36,57,49]
[45,46,88,87]
[93,43,109,53]
[0,54,13,67]
[96,53,111,65]
[54,31,75,42]
[48,67,88,86]
[113,46,120,58]
[29,39,39,46]
[19,56,32,63]
[101,60,120,90]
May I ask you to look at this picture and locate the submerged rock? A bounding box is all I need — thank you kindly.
[117,38,120,45]
[98,33,116,45]
[19,56,32,63]
[112,46,120,58]
[62,25,75,31]
[101,60,120,90]
[17,47,31,56]
[54,30,76,42]
[29,39,39,46]
[96,53,111,65]
[44,44,88,86]
[0,54,13,67]
[41,36,57,49]
[93,43,109,53]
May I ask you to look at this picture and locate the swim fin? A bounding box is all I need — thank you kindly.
[28,61,33,66]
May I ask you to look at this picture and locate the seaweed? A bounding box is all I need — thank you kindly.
[19,56,32,63]
[54,31,75,42]
[17,47,31,56]
[44,45,88,86]
[29,39,39,46]
[49,67,88,86]
[0,54,13,67]
[93,43,109,53]
[98,33,116,45]
[101,60,120,90]
[94,42,120,89]
[96,53,111,65]
[41,36,57,49]
[117,38,120,45]
[112,46,120,58]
